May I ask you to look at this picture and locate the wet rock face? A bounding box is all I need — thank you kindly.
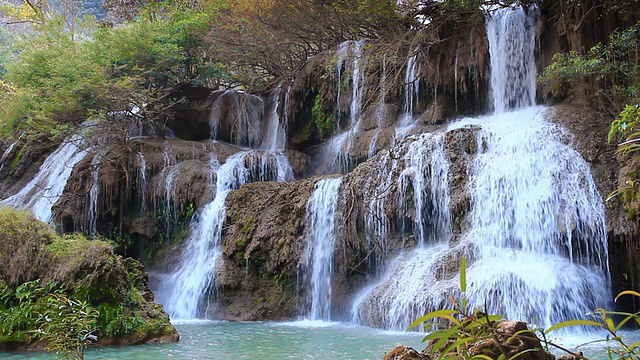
[213,178,318,320]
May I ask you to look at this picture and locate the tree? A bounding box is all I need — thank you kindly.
[542,18,640,218]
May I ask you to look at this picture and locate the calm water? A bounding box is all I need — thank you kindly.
[0,320,423,360]
[1,321,638,359]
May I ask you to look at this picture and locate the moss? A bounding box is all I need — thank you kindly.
[0,208,177,348]
[307,94,334,138]
[9,148,22,171]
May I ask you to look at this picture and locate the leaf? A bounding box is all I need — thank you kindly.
[440,336,475,356]
[470,355,495,360]
[605,317,615,333]
[408,309,460,330]
[627,340,640,350]
[615,290,640,302]
[544,319,604,334]
[460,256,467,293]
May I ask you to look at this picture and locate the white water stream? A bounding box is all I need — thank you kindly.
[351,6,610,331]
[2,135,88,223]
[303,177,343,321]
[162,86,294,320]
[163,151,293,319]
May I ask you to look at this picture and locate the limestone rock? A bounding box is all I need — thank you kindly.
[383,345,431,360]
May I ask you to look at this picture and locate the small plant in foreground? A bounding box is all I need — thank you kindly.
[33,294,99,360]
[410,257,640,359]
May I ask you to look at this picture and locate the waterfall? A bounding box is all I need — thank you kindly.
[85,155,100,237]
[324,41,366,173]
[395,48,421,140]
[363,151,396,273]
[352,5,610,331]
[397,133,451,246]
[136,151,148,215]
[368,55,387,158]
[2,135,87,223]
[450,108,609,326]
[208,90,230,141]
[349,40,365,129]
[303,177,342,321]
[403,48,420,118]
[260,84,287,151]
[160,145,179,242]
[352,133,452,329]
[486,6,537,113]
[335,41,350,125]
[162,151,293,320]
[208,90,264,147]
[0,141,18,178]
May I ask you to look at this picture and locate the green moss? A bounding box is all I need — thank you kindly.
[9,148,22,171]
[308,94,334,138]
[0,208,176,347]
[240,218,255,234]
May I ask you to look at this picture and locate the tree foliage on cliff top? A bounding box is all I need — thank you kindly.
[0,0,221,143]
[0,0,548,142]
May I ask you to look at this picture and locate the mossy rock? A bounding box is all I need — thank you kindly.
[0,207,179,351]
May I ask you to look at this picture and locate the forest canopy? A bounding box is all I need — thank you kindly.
[0,0,638,146]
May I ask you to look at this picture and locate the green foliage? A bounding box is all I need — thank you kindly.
[0,20,107,141]
[308,95,334,138]
[0,208,174,349]
[0,1,223,143]
[33,294,99,360]
[543,21,640,218]
[0,280,64,342]
[96,304,145,337]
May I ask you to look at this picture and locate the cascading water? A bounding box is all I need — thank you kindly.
[395,48,421,140]
[403,48,420,119]
[450,108,609,326]
[162,151,294,319]
[486,6,537,113]
[335,42,350,125]
[352,6,610,331]
[2,135,87,223]
[397,133,451,246]
[302,177,342,321]
[85,155,100,237]
[160,84,297,319]
[368,56,387,158]
[136,151,148,215]
[261,84,287,151]
[352,133,452,329]
[323,40,366,173]
[209,90,265,148]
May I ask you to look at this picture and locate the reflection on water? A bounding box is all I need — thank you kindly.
[1,321,637,360]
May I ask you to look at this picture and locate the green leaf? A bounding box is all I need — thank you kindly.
[460,256,467,293]
[408,309,460,330]
[544,319,604,334]
[440,336,475,357]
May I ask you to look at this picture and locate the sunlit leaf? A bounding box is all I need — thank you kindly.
[615,290,640,302]
[544,319,604,334]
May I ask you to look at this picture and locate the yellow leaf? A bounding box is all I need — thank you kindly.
[615,290,640,302]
